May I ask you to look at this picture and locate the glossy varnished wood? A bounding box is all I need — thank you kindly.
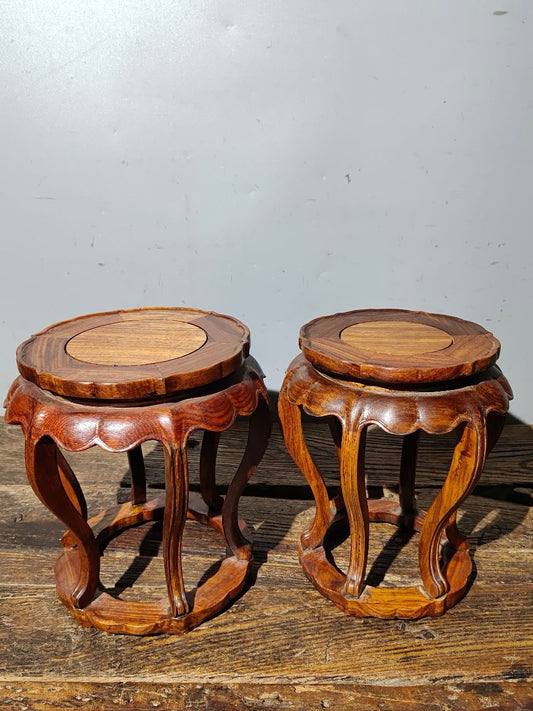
[281,308,512,620]
[16,307,250,399]
[340,320,453,355]
[66,319,208,365]
[300,308,501,384]
[6,320,270,634]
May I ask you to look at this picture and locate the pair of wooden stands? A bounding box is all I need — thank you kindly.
[4,307,511,634]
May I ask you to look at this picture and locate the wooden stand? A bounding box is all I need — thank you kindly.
[5,308,270,635]
[279,309,512,619]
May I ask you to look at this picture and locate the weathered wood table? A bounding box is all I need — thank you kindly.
[0,417,531,708]
[4,307,270,635]
[279,309,513,618]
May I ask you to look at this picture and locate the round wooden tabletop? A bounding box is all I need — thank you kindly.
[299,309,500,384]
[17,308,250,400]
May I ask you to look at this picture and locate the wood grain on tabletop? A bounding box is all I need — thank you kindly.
[299,309,501,384]
[65,319,208,366]
[0,680,530,711]
[15,307,250,399]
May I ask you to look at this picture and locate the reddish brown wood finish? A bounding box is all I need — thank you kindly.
[280,310,512,619]
[16,307,250,400]
[5,353,270,635]
[300,309,501,384]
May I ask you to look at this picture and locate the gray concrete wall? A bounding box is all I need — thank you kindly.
[1,1,531,419]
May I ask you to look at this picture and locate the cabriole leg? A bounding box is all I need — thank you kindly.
[222,396,270,559]
[56,449,88,520]
[419,420,486,599]
[25,436,99,608]
[199,430,223,512]
[163,442,190,617]
[328,416,346,515]
[339,416,368,598]
[127,445,147,506]
[279,391,332,550]
[399,431,419,523]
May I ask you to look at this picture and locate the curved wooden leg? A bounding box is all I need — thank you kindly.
[487,413,506,456]
[127,445,147,506]
[328,416,345,515]
[25,437,99,608]
[163,443,189,617]
[340,416,368,598]
[279,391,332,550]
[222,397,270,559]
[419,420,486,598]
[328,416,343,460]
[444,415,503,550]
[399,431,419,522]
[56,449,88,520]
[199,431,223,512]
[443,509,466,551]
[444,427,471,550]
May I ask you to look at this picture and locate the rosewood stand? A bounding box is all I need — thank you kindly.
[4,308,270,635]
[279,309,512,619]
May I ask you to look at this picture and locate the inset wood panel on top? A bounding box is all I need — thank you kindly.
[16,308,250,400]
[300,309,500,384]
[66,320,207,366]
[340,321,453,356]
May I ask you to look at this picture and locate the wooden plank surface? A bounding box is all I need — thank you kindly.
[0,421,531,710]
